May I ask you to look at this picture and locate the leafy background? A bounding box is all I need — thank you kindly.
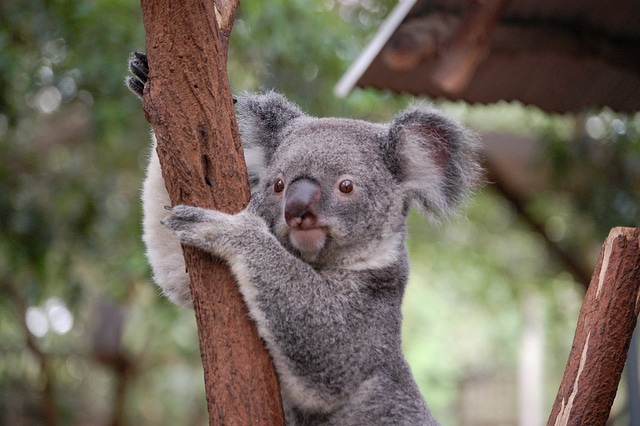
[1,0,638,424]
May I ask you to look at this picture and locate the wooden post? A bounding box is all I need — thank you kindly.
[547,227,640,426]
[137,1,285,424]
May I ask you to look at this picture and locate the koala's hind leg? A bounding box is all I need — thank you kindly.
[126,51,148,98]
[141,142,193,307]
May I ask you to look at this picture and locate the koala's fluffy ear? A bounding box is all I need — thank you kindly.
[235,92,304,191]
[384,106,482,220]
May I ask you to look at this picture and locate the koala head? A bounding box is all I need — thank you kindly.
[236,92,482,268]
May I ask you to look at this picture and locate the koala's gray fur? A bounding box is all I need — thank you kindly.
[130,53,481,426]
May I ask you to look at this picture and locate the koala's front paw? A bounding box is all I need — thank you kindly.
[161,205,229,251]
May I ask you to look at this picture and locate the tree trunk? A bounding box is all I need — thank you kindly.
[547,227,640,426]
[137,1,285,424]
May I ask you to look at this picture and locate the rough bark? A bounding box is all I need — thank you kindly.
[138,1,285,424]
[547,227,640,426]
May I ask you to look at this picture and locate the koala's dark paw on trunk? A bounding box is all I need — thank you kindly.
[126,51,148,98]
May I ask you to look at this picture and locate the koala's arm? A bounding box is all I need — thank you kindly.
[141,141,192,306]
[161,204,398,414]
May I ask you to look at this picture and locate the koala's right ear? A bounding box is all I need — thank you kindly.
[383,106,482,221]
[235,92,304,191]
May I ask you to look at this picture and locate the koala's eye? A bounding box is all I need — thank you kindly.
[274,178,285,193]
[338,179,354,194]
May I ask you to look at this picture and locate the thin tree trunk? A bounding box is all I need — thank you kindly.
[547,227,640,426]
[137,1,285,424]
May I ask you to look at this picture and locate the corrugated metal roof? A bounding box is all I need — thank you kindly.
[336,0,640,113]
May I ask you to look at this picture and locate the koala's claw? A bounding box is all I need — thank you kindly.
[126,51,148,98]
[162,205,207,226]
[126,77,144,97]
[129,51,148,81]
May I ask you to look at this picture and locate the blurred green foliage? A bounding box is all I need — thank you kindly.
[543,111,640,236]
[0,0,638,425]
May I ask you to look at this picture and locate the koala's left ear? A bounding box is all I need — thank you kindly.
[383,106,483,220]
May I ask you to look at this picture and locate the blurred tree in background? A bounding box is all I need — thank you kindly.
[0,0,637,425]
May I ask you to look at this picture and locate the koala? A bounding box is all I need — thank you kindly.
[128,52,481,425]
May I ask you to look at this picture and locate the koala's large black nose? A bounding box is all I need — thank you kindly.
[284,179,321,230]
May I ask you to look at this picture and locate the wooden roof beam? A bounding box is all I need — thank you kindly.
[431,0,513,96]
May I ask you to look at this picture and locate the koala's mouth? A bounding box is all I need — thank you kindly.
[289,228,327,254]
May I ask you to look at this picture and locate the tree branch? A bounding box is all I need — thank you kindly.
[137,1,285,424]
[547,227,640,425]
